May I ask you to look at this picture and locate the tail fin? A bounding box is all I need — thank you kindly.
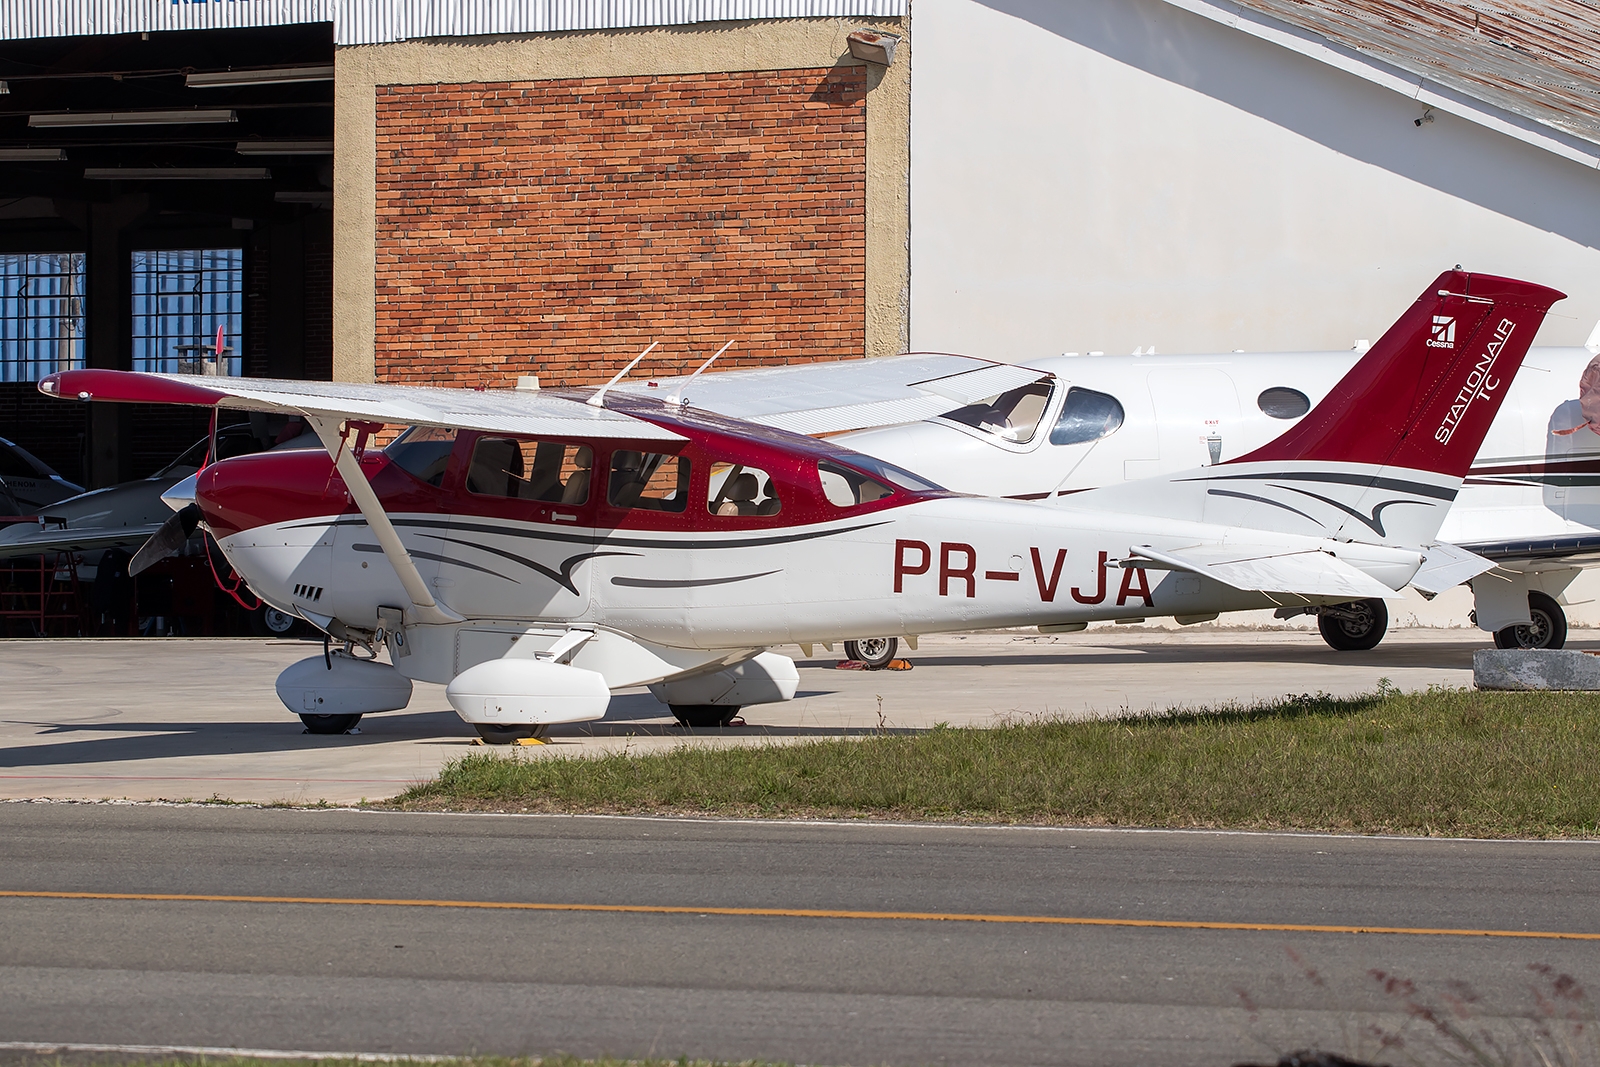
[1231,269,1563,475]
[1059,270,1564,549]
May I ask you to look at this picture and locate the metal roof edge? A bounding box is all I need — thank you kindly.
[1152,0,1600,170]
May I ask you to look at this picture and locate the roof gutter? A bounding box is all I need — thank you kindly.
[1154,0,1600,170]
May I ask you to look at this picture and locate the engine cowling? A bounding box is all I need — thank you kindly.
[445,658,610,725]
[275,653,414,716]
[649,651,799,708]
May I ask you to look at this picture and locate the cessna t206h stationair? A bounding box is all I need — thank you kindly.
[39,270,1559,739]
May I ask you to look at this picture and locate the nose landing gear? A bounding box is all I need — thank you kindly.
[1492,591,1568,650]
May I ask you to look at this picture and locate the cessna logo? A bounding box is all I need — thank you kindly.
[1435,317,1514,445]
[1427,315,1456,349]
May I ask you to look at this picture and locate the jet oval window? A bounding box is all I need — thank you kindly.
[1258,387,1311,420]
[1049,387,1125,446]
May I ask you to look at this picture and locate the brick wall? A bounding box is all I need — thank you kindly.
[374,67,867,387]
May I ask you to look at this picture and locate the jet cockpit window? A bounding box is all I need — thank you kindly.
[609,450,690,513]
[819,460,895,508]
[1258,386,1311,419]
[708,463,781,517]
[939,379,1053,443]
[1049,387,1125,446]
[466,436,593,503]
[387,427,460,488]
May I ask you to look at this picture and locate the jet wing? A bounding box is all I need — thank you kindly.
[0,521,164,561]
[40,370,686,442]
[1125,543,1400,601]
[613,353,1052,435]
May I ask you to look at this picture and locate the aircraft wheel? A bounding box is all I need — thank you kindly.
[1493,591,1567,650]
[671,704,740,728]
[1316,599,1388,651]
[844,637,899,669]
[251,604,304,639]
[300,713,362,735]
[472,723,549,744]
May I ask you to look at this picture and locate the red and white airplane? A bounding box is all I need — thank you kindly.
[37,270,1560,739]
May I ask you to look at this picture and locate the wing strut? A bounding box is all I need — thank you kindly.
[308,414,463,626]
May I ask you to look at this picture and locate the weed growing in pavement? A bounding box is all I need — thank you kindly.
[387,687,1600,836]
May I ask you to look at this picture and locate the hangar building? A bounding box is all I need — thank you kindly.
[3,1,1596,483]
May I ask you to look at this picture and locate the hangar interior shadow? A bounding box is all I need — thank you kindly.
[980,0,1600,251]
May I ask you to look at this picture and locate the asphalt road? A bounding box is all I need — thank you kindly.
[2,805,1597,1066]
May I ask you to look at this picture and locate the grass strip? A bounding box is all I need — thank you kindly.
[388,687,1600,837]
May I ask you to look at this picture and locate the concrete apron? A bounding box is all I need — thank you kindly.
[0,627,1572,804]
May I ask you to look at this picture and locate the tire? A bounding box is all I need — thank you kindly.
[300,713,362,735]
[670,704,740,728]
[1317,598,1388,652]
[1493,591,1568,650]
[252,604,303,638]
[473,723,549,744]
[844,637,899,669]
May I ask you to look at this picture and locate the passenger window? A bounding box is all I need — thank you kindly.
[1050,387,1125,446]
[386,426,459,487]
[708,463,781,517]
[1258,386,1311,419]
[609,451,690,512]
[940,379,1053,443]
[819,460,893,508]
[466,436,593,504]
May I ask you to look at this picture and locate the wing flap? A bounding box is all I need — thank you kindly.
[41,370,686,442]
[1127,543,1399,600]
[1411,542,1495,595]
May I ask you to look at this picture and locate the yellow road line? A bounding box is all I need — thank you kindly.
[1,889,1596,941]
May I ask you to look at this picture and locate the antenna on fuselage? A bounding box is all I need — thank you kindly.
[586,340,659,408]
[666,339,735,408]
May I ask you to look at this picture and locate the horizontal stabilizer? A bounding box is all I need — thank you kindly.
[1411,542,1495,595]
[1125,543,1400,601]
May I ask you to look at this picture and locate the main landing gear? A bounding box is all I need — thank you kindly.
[300,713,362,734]
[1493,591,1568,650]
[473,723,550,744]
[1316,599,1389,652]
[670,704,742,728]
[844,637,899,669]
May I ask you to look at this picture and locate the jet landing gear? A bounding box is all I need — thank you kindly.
[1315,599,1389,652]
[1493,591,1568,650]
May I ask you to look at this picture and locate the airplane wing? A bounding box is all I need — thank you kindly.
[613,353,1052,435]
[1125,543,1400,601]
[0,521,163,561]
[40,370,686,442]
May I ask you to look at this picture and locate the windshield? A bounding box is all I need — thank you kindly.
[834,452,943,494]
[938,379,1053,443]
[386,426,459,487]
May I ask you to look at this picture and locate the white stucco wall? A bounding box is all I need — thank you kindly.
[908,0,1600,361]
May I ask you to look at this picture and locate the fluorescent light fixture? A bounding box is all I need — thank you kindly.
[0,82,9,94]
[236,139,333,155]
[0,148,65,161]
[30,109,236,127]
[274,191,332,205]
[187,65,334,88]
[84,167,270,180]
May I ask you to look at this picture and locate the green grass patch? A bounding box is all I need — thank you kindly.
[388,688,1600,837]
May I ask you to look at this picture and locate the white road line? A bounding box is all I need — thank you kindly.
[0,1040,455,1062]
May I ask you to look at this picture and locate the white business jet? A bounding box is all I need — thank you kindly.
[38,270,1557,739]
[627,295,1600,655]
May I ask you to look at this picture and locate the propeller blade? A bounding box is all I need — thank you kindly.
[129,503,202,576]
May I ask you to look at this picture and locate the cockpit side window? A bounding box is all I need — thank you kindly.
[1049,387,1125,446]
[386,427,460,487]
[609,450,690,513]
[819,460,894,508]
[708,462,781,517]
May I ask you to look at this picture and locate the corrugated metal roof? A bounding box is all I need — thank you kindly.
[1223,1,1600,148]
[337,0,905,44]
[0,0,903,44]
